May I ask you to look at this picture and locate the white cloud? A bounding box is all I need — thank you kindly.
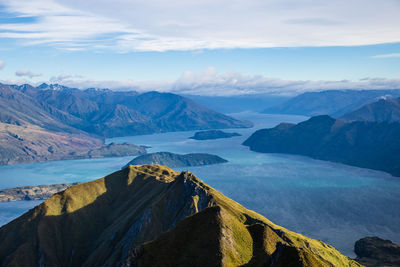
[0,0,399,51]
[0,61,4,70]
[49,73,83,82]
[23,68,400,96]
[372,53,400,59]
[15,70,42,78]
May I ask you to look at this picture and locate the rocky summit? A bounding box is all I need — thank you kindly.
[0,165,361,266]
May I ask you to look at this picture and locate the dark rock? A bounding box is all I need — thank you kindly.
[354,237,400,266]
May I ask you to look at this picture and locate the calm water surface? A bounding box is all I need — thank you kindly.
[1,112,399,257]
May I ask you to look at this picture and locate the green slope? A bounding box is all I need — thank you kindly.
[0,165,361,266]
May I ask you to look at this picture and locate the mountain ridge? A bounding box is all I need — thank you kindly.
[10,83,253,137]
[263,89,400,116]
[341,97,400,122]
[0,165,360,266]
[0,83,251,165]
[243,115,400,176]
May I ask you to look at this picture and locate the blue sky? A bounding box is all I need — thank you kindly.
[0,0,399,95]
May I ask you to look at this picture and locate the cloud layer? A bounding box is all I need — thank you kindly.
[15,70,42,78]
[5,67,400,96]
[372,53,400,59]
[0,0,399,51]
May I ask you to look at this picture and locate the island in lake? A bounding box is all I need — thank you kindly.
[123,151,228,168]
[189,130,241,140]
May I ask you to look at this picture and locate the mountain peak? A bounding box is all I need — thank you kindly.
[0,165,360,266]
[37,82,49,89]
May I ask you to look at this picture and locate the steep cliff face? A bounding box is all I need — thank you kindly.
[0,165,360,266]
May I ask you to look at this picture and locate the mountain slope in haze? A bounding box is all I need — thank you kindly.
[184,94,290,113]
[341,97,400,122]
[0,84,146,165]
[0,83,107,164]
[0,84,84,134]
[0,165,360,266]
[14,84,253,137]
[0,123,146,165]
[123,152,228,168]
[243,115,400,176]
[0,122,103,165]
[0,83,251,164]
[263,90,400,116]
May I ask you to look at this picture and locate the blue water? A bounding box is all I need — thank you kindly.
[0,112,399,257]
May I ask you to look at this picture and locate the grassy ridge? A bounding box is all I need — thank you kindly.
[0,165,361,266]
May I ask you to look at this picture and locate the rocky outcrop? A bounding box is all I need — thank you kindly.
[123,152,228,168]
[355,237,400,267]
[0,183,79,202]
[0,165,360,266]
[189,130,241,140]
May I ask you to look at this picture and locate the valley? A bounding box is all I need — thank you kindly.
[1,112,399,258]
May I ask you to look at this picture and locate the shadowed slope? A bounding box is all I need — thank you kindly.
[264,90,400,117]
[243,115,400,177]
[341,97,400,122]
[0,165,360,266]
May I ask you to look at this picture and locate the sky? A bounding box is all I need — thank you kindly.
[0,0,399,95]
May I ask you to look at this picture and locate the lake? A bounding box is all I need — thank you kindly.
[1,112,399,257]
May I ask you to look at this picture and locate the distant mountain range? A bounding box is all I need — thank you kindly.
[341,97,400,122]
[243,115,400,177]
[185,94,289,113]
[263,89,400,117]
[9,83,252,137]
[0,165,360,266]
[0,83,251,165]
